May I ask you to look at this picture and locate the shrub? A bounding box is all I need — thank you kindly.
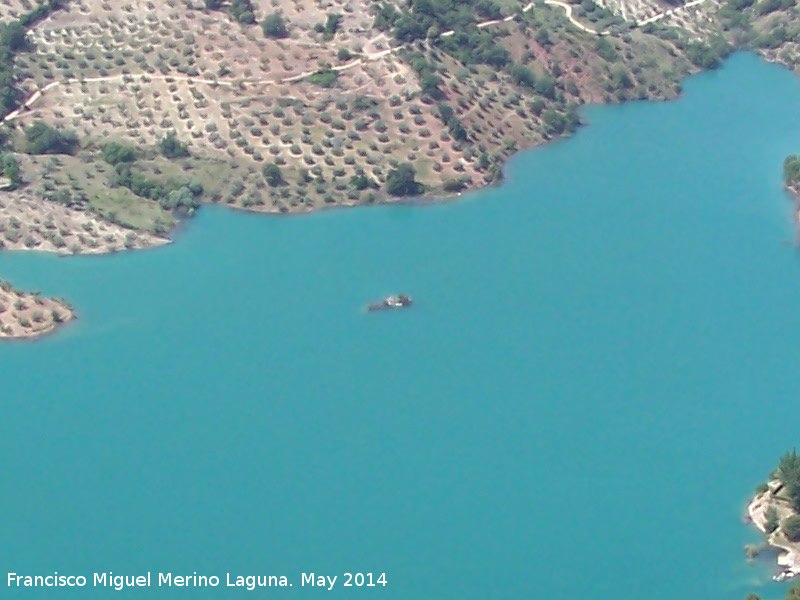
[784,155,800,187]
[308,69,338,88]
[262,12,288,38]
[0,154,21,188]
[101,142,137,165]
[263,162,284,186]
[24,121,77,155]
[158,131,189,158]
[230,0,256,24]
[784,515,800,542]
[510,63,536,88]
[765,506,780,534]
[385,163,423,196]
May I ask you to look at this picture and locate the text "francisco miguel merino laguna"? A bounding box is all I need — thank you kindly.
[8,572,388,591]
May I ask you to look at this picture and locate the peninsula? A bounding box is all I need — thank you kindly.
[746,451,800,582]
[0,0,799,338]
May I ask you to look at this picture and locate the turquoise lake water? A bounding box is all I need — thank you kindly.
[2,52,800,599]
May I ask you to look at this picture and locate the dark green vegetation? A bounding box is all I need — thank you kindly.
[307,69,339,88]
[714,0,797,50]
[112,163,203,213]
[685,36,732,69]
[262,163,285,187]
[785,515,800,542]
[158,131,190,159]
[101,143,137,165]
[204,0,256,24]
[386,163,423,196]
[774,450,800,510]
[0,0,66,119]
[230,0,256,24]
[0,153,21,189]
[379,0,511,69]
[23,121,77,155]
[262,12,288,38]
[785,155,800,188]
[316,13,343,40]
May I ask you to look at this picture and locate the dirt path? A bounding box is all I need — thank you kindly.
[637,0,707,25]
[0,0,706,125]
[543,0,608,35]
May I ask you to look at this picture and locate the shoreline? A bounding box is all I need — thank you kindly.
[746,482,800,581]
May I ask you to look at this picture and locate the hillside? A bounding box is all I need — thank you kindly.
[0,0,799,337]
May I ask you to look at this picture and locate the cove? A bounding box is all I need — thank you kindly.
[1,52,800,600]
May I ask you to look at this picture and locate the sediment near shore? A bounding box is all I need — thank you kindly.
[0,280,74,340]
[746,481,800,581]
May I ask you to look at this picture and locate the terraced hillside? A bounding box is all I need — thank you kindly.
[0,0,798,337]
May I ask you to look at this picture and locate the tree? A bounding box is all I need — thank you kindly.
[535,26,551,46]
[776,450,800,497]
[0,22,26,51]
[101,142,137,165]
[543,109,567,135]
[262,163,284,187]
[0,154,21,188]
[337,47,352,61]
[322,13,342,40]
[385,163,423,196]
[24,121,77,155]
[510,63,536,88]
[419,72,443,99]
[262,12,288,38]
[350,170,371,190]
[158,131,189,159]
[230,0,256,24]
[595,37,618,61]
[447,116,468,141]
[685,36,731,69]
[308,69,338,88]
[765,505,780,533]
[783,515,800,542]
[437,102,454,124]
[784,156,800,187]
[204,0,222,8]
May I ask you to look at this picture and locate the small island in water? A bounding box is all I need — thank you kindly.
[745,451,800,584]
[0,278,73,340]
[367,294,413,312]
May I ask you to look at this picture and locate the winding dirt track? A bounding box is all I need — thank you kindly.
[1,0,706,125]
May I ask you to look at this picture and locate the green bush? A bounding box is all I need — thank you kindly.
[0,153,21,188]
[386,163,423,196]
[685,36,731,69]
[783,515,800,542]
[230,0,256,24]
[158,131,189,159]
[785,155,800,187]
[101,142,137,165]
[263,163,284,187]
[262,12,288,38]
[510,64,536,88]
[308,69,338,88]
[322,13,342,40]
[24,121,78,155]
[595,37,618,62]
[765,505,780,533]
